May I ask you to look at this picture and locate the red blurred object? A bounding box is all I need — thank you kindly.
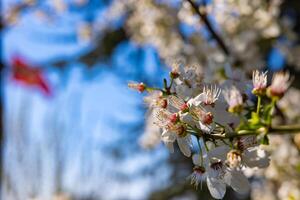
[11,56,52,95]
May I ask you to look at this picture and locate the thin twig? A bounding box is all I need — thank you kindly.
[184,0,230,55]
[191,125,300,140]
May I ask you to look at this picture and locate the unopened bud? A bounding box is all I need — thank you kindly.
[267,72,291,99]
[170,71,180,79]
[128,82,146,93]
[223,86,243,114]
[252,70,267,96]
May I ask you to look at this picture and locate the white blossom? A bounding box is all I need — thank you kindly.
[252,70,268,94]
[268,72,292,98]
[191,85,221,106]
[223,86,243,113]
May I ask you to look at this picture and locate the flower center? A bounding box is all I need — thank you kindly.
[210,160,226,178]
[193,166,206,174]
[169,113,179,124]
[158,98,168,109]
[202,112,213,125]
[180,103,189,112]
[227,150,241,168]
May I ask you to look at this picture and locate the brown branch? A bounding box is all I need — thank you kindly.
[184,0,230,56]
[190,125,300,140]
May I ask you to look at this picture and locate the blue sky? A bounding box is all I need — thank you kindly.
[2,1,171,199]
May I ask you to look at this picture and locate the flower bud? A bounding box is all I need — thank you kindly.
[267,72,291,99]
[252,70,267,96]
[128,82,146,92]
[223,86,243,113]
[170,71,180,79]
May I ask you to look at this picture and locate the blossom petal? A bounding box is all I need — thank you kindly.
[161,130,176,142]
[208,145,230,161]
[180,113,196,126]
[199,122,212,133]
[243,148,270,168]
[207,177,226,199]
[190,93,205,106]
[225,170,250,194]
[176,85,193,100]
[177,136,192,157]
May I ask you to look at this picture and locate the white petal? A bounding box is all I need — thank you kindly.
[225,170,250,194]
[207,177,226,199]
[243,148,270,168]
[161,130,176,142]
[177,136,192,157]
[199,122,212,133]
[180,113,195,126]
[208,145,230,161]
[190,93,205,106]
[176,85,193,99]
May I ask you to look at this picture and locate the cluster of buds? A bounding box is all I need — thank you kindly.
[129,65,293,199]
[251,71,292,99]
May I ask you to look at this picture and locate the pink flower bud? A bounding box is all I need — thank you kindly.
[128,82,146,92]
[267,72,292,99]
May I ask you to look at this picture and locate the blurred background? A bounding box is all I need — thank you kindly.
[1,0,300,200]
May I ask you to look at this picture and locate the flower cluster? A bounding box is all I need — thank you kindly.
[129,64,295,199]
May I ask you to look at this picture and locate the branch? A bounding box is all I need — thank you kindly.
[189,124,300,139]
[270,125,300,133]
[184,0,230,56]
[204,125,300,139]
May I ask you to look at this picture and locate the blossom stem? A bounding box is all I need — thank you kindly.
[267,99,276,126]
[256,96,261,116]
[169,77,174,90]
[270,125,300,133]
[146,87,164,92]
[207,125,300,139]
[204,141,209,152]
